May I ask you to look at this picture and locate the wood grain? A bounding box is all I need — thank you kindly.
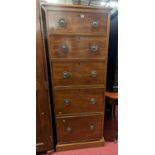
[52,62,106,86]
[56,114,104,144]
[49,35,107,60]
[41,3,111,150]
[105,92,118,100]
[54,88,105,115]
[36,0,54,152]
[47,11,108,34]
[56,138,105,151]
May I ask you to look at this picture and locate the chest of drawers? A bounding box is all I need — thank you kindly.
[42,4,111,151]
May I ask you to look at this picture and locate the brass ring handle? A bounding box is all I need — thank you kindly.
[90,98,96,105]
[90,70,97,77]
[91,20,99,28]
[90,44,98,52]
[64,99,71,105]
[66,127,72,133]
[60,44,68,53]
[59,18,66,27]
[62,120,66,123]
[89,125,95,131]
[63,71,71,79]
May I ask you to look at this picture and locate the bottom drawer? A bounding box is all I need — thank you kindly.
[56,114,103,144]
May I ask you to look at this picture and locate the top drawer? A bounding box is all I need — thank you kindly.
[47,11,108,34]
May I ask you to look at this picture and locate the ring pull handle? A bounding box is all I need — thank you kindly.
[90,44,98,52]
[80,14,85,18]
[64,99,71,106]
[59,18,66,27]
[90,98,96,105]
[63,71,71,79]
[91,20,99,28]
[90,70,97,78]
[89,125,95,131]
[60,44,68,53]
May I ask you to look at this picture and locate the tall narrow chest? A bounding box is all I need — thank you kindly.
[42,4,111,151]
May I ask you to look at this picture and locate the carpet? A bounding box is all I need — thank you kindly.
[52,142,118,155]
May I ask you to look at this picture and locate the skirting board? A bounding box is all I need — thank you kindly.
[56,138,105,151]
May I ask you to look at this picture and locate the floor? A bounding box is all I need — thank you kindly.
[52,142,118,155]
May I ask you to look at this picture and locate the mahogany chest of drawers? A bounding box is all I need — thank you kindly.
[42,4,111,151]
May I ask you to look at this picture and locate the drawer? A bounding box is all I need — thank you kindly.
[49,36,107,60]
[54,88,105,115]
[56,115,103,144]
[48,11,108,34]
[52,62,106,86]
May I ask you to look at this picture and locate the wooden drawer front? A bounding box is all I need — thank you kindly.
[52,62,105,86]
[54,88,105,115]
[48,11,108,34]
[50,36,107,59]
[56,115,103,144]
